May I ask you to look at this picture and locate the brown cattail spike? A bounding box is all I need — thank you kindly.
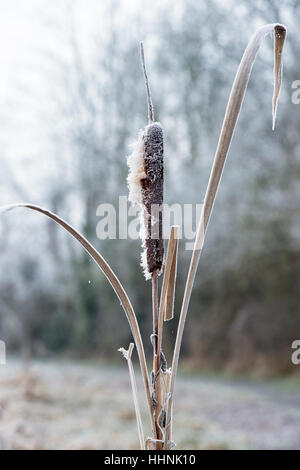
[127,44,164,280]
[127,123,164,280]
[141,122,164,277]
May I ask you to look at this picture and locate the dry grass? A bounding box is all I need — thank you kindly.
[0,359,300,450]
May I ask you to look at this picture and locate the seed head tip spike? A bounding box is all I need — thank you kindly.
[140,41,154,124]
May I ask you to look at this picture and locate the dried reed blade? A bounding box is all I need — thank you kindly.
[0,203,155,431]
[272,25,286,130]
[164,231,178,322]
[157,226,179,354]
[119,343,145,450]
[166,23,287,446]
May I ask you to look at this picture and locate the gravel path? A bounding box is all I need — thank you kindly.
[0,360,299,450]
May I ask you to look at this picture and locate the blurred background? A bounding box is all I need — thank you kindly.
[0,0,300,450]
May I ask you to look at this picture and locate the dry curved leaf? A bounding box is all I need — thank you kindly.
[166,23,287,447]
[0,203,154,430]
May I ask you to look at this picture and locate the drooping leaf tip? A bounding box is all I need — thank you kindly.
[272,23,286,130]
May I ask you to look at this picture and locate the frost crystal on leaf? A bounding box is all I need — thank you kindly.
[118,347,129,360]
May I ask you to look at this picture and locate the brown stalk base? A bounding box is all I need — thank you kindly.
[151,270,163,449]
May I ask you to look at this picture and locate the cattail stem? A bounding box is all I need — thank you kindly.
[128,42,164,446]
[152,271,159,350]
[151,269,162,448]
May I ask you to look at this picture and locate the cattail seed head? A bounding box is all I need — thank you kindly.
[141,122,164,276]
[127,122,164,279]
[127,42,164,280]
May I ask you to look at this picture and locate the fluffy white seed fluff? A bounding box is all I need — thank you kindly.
[127,129,146,206]
[127,127,149,279]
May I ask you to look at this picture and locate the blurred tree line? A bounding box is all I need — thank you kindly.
[0,0,299,375]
